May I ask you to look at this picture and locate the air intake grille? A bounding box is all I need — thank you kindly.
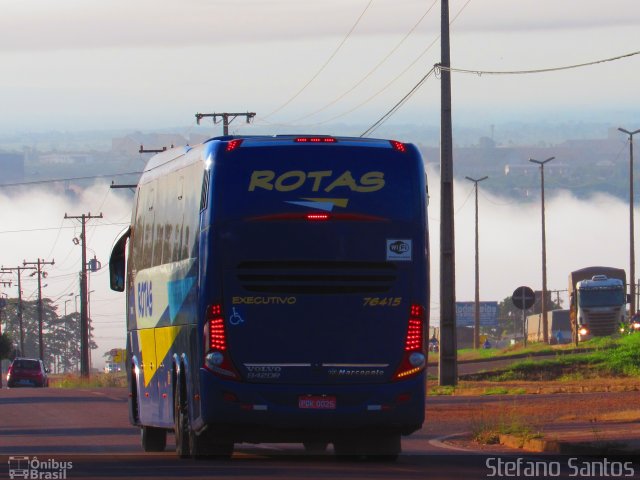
[236,260,397,295]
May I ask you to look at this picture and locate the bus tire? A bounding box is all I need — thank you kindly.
[141,426,167,452]
[363,434,401,462]
[130,366,140,425]
[333,433,400,461]
[190,428,234,460]
[303,442,329,454]
[174,382,190,458]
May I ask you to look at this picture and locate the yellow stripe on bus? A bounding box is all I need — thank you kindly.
[138,325,182,387]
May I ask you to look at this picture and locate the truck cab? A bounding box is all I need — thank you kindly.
[575,275,626,340]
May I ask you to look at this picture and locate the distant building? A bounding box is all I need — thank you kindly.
[37,152,94,165]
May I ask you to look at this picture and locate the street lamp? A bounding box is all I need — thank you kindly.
[619,127,640,316]
[529,156,555,344]
[465,175,488,349]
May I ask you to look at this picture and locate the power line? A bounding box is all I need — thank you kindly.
[361,66,436,137]
[0,222,127,235]
[0,171,142,188]
[297,0,473,128]
[291,0,439,123]
[263,0,375,119]
[437,50,640,76]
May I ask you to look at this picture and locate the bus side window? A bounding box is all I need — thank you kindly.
[200,171,210,211]
[153,177,166,267]
[131,188,146,273]
[142,184,156,270]
[172,180,185,263]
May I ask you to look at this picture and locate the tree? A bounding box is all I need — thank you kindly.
[1,297,97,372]
[0,332,13,360]
[497,292,563,338]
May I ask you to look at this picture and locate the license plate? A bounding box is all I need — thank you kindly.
[18,379,32,385]
[298,396,336,410]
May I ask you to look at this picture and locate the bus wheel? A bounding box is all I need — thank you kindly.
[173,385,190,458]
[303,442,329,454]
[190,428,234,460]
[141,426,167,452]
[363,434,401,462]
[333,434,400,462]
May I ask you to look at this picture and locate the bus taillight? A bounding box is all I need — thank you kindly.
[204,304,240,380]
[390,140,407,152]
[294,137,336,143]
[306,213,330,221]
[226,139,243,152]
[393,304,426,381]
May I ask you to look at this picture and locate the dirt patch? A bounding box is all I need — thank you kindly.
[426,379,640,451]
[437,378,640,396]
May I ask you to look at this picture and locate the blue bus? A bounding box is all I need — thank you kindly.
[109,135,429,459]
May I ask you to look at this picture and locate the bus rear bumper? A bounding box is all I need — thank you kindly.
[196,370,425,442]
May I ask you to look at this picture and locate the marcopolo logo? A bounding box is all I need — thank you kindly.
[387,239,412,261]
[8,456,73,479]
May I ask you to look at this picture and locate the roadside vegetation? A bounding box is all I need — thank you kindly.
[50,372,127,388]
[464,334,640,381]
[428,334,640,396]
[470,404,543,445]
[428,337,608,364]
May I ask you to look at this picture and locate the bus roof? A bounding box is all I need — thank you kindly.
[203,135,407,149]
[139,135,414,185]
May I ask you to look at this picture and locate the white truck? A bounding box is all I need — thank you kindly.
[568,266,627,343]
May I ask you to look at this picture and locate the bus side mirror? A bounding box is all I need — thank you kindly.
[627,294,632,304]
[109,227,130,292]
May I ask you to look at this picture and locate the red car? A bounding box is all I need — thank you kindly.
[6,358,49,388]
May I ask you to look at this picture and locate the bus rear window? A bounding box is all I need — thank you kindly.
[214,146,421,221]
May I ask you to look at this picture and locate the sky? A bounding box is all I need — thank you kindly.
[1,0,640,365]
[0,0,638,133]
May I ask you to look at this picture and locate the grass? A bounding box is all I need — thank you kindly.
[463,334,640,381]
[471,405,543,444]
[50,372,127,388]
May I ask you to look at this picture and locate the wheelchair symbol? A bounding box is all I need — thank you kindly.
[229,307,244,326]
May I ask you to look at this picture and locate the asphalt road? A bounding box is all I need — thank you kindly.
[0,386,492,480]
[2,385,639,480]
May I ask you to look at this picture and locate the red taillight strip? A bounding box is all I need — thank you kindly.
[405,319,423,351]
[306,213,329,221]
[209,318,227,351]
[207,304,227,350]
[226,139,243,152]
[247,212,387,222]
[405,305,425,351]
[294,137,336,143]
[204,304,240,380]
[390,140,406,152]
[393,304,426,381]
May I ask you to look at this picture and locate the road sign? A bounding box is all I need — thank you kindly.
[455,301,499,327]
[512,286,535,310]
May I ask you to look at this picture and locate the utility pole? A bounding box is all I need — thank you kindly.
[465,176,489,349]
[22,259,55,361]
[64,212,103,378]
[529,156,555,344]
[138,145,170,154]
[1,266,36,355]
[619,127,640,317]
[195,112,256,136]
[0,286,11,338]
[438,0,457,386]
